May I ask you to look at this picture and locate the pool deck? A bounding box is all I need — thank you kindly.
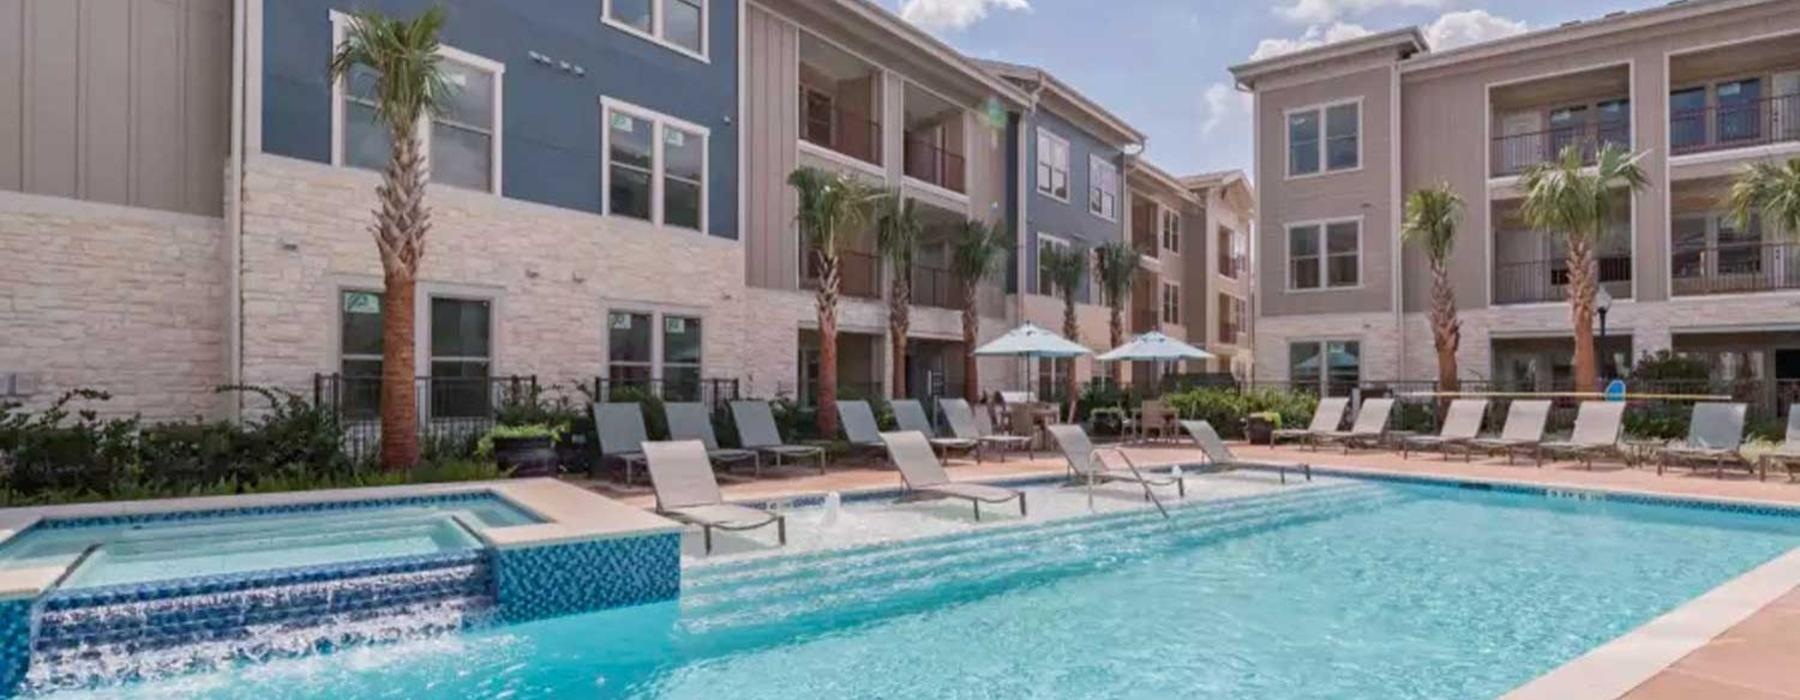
[571,440,1800,700]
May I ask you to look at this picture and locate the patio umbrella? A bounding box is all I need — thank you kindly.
[973,323,1093,359]
[1096,331,1215,363]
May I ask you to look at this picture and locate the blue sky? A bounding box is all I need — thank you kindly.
[882,0,1656,177]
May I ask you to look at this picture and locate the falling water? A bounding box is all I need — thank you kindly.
[819,492,843,528]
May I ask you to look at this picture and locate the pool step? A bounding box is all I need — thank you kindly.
[24,555,495,693]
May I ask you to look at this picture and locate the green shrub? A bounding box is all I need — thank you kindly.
[1625,402,1691,441]
[1164,388,1315,439]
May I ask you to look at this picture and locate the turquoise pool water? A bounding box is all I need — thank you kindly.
[71,481,1800,699]
[0,497,538,590]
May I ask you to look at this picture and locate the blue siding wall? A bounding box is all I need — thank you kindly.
[1022,108,1124,299]
[262,0,739,240]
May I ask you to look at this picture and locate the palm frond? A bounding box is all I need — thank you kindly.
[1093,241,1139,308]
[874,190,921,269]
[1402,184,1463,262]
[951,219,1010,286]
[1040,245,1088,299]
[328,8,452,133]
[1727,158,1800,238]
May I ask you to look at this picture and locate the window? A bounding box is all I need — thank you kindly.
[332,13,503,194]
[605,100,708,231]
[429,297,492,418]
[604,0,708,59]
[1669,87,1708,151]
[1036,129,1070,201]
[609,311,655,386]
[1036,234,1069,296]
[662,315,703,401]
[1290,340,1360,395]
[1089,156,1118,220]
[1288,220,1359,290]
[1217,227,1234,278]
[1717,78,1764,143]
[1160,208,1181,253]
[1161,281,1181,325]
[338,291,384,419]
[1673,212,1766,282]
[1037,358,1072,402]
[1287,100,1358,176]
[609,310,705,399]
[1218,295,1248,343]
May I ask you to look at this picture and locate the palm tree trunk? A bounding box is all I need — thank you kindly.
[889,273,910,399]
[960,284,981,402]
[1108,304,1124,383]
[1063,297,1079,423]
[1566,237,1600,394]
[817,251,842,438]
[1429,260,1461,393]
[376,120,427,471]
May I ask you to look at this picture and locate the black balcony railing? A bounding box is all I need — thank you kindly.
[1492,255,1633,305]
[911,264,962,309]
[1491,119,1630,176]
[903,136,966,193]
[803,249,882,300]
[799,88,882,165]
[1671,92,1800,156]
[1672,241,1800,296]
[313,374,538,461]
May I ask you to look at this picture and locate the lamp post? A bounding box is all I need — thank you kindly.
[1595,286,1614,380]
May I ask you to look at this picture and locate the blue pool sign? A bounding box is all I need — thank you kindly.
[1604,379,1627,401]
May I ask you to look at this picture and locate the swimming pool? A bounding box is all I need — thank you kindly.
[54,480,1800,698]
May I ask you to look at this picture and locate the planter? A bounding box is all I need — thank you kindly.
[493,435,559,477]
[1244,416,1276,446]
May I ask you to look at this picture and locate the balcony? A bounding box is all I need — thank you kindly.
[799,87,882,166]
[1132,308,1160,334]
[1670,92,1800,157]
[911,264,962,310]
[1673,241,1800,296]
[802,249,881,300]
[1491,119,1630,177]
[903,135,966,194]
[1492,256,1633,305]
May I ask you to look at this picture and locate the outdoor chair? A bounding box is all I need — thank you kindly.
[1756,407,1800,482]
[730,401,827,475]
[837,400,889,452]
[1046,424,1185,499]
[892,399,979,458]
[644,440,784,555]
[594,402,651,484]
[1537,401,1627,469]
[1400,399,1489,459]
[664,402,759,472]
[1137,399,1177,443]
[1313,398,1396,452]
[1272,397,1349,447]
[1180,420,1311,484]
[940,398,1034,461]
[879,431,1027,521]
[1655,402,1749,478]
[1464,400,1552,464]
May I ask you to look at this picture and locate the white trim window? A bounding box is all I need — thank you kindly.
[604,99,709,232]
[429,296,494,418]
[1160,208,1181,253]
[337,290,385,418]
[608,309,706,400]
[1036,233,1070,297]
[1161,281,1181,325]
[603,0,708,61]
[1088,155,1118,221]
[331,12,505,194]
[1287,99,1359,177]
[1288,219,1361,290]
[1036,129,1070,201]
[1290,340,1360,395]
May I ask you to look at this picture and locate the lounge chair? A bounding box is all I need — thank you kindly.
[1464,400,1552,464]
[837,400,888,451]
[1400,399,1489,459]
[1137,399,1177,442]
[730,400,827,475]
[1272,397,1349,447]
[1537,401,1626,469]
[1756,407,1800,482]
[1655,402,1749,478]
[939,398,1034,461]
[1180,420,1311,484]
[664,402,759,472]
[643,440,785,555]
[1313,398,1396,452]
[879,431,1026,520]
[892,399,979,457]
[594,402,651,484]
[1045,424,1184,498]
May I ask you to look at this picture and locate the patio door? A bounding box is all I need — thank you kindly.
[1499,111,1541,173]
[1775,71,1800,141]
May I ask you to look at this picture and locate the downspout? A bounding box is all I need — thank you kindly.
[1014,75,1048,392]
[226,0,249,420]
[1390,62,1405,382]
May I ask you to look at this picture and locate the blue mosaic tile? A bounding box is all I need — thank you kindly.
[0,598,30,695]
[492,534,681,623]
[33,492,536,531]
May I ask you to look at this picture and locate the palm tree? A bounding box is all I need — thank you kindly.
[1402,184,1465,393]
[1093,241,1139,383]
[788,167,878,437]
[1727,158,1800,242]
[949,219,1009,401]
[1519,144,1648,394]
[875,191,921,399]
[328,9,452,470]
[1040,245,1089,419]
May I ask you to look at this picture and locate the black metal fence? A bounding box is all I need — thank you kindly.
[591,377,741,411]
[1492,255,1632,305]
[1671,92,1800,156]
[1491,118,1629,176]
[312,374,540,462]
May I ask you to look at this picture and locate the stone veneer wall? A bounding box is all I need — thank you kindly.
[0,192,228,420]
[237,155,752,404]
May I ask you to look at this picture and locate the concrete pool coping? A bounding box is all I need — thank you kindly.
[0,478,680,600]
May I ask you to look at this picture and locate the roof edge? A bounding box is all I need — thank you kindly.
[1400,0,1781,74]
[1228,27,1426,87]
[821,0,1032,108]
[978,59,1146,147]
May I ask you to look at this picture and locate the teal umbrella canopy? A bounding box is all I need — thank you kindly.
[973,323,1093,358]
[1096,331,1215,363]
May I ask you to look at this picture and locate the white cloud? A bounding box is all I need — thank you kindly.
[1248,22,1373,61]
[1423,9,1527,50]
[898,0,1031,32]
[1273,0,1446,25]
[1200,82,1252,137]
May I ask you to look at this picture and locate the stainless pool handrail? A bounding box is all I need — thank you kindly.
[1087,447,1171,519]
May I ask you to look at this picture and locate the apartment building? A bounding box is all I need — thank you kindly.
[1231,0,1800,396]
